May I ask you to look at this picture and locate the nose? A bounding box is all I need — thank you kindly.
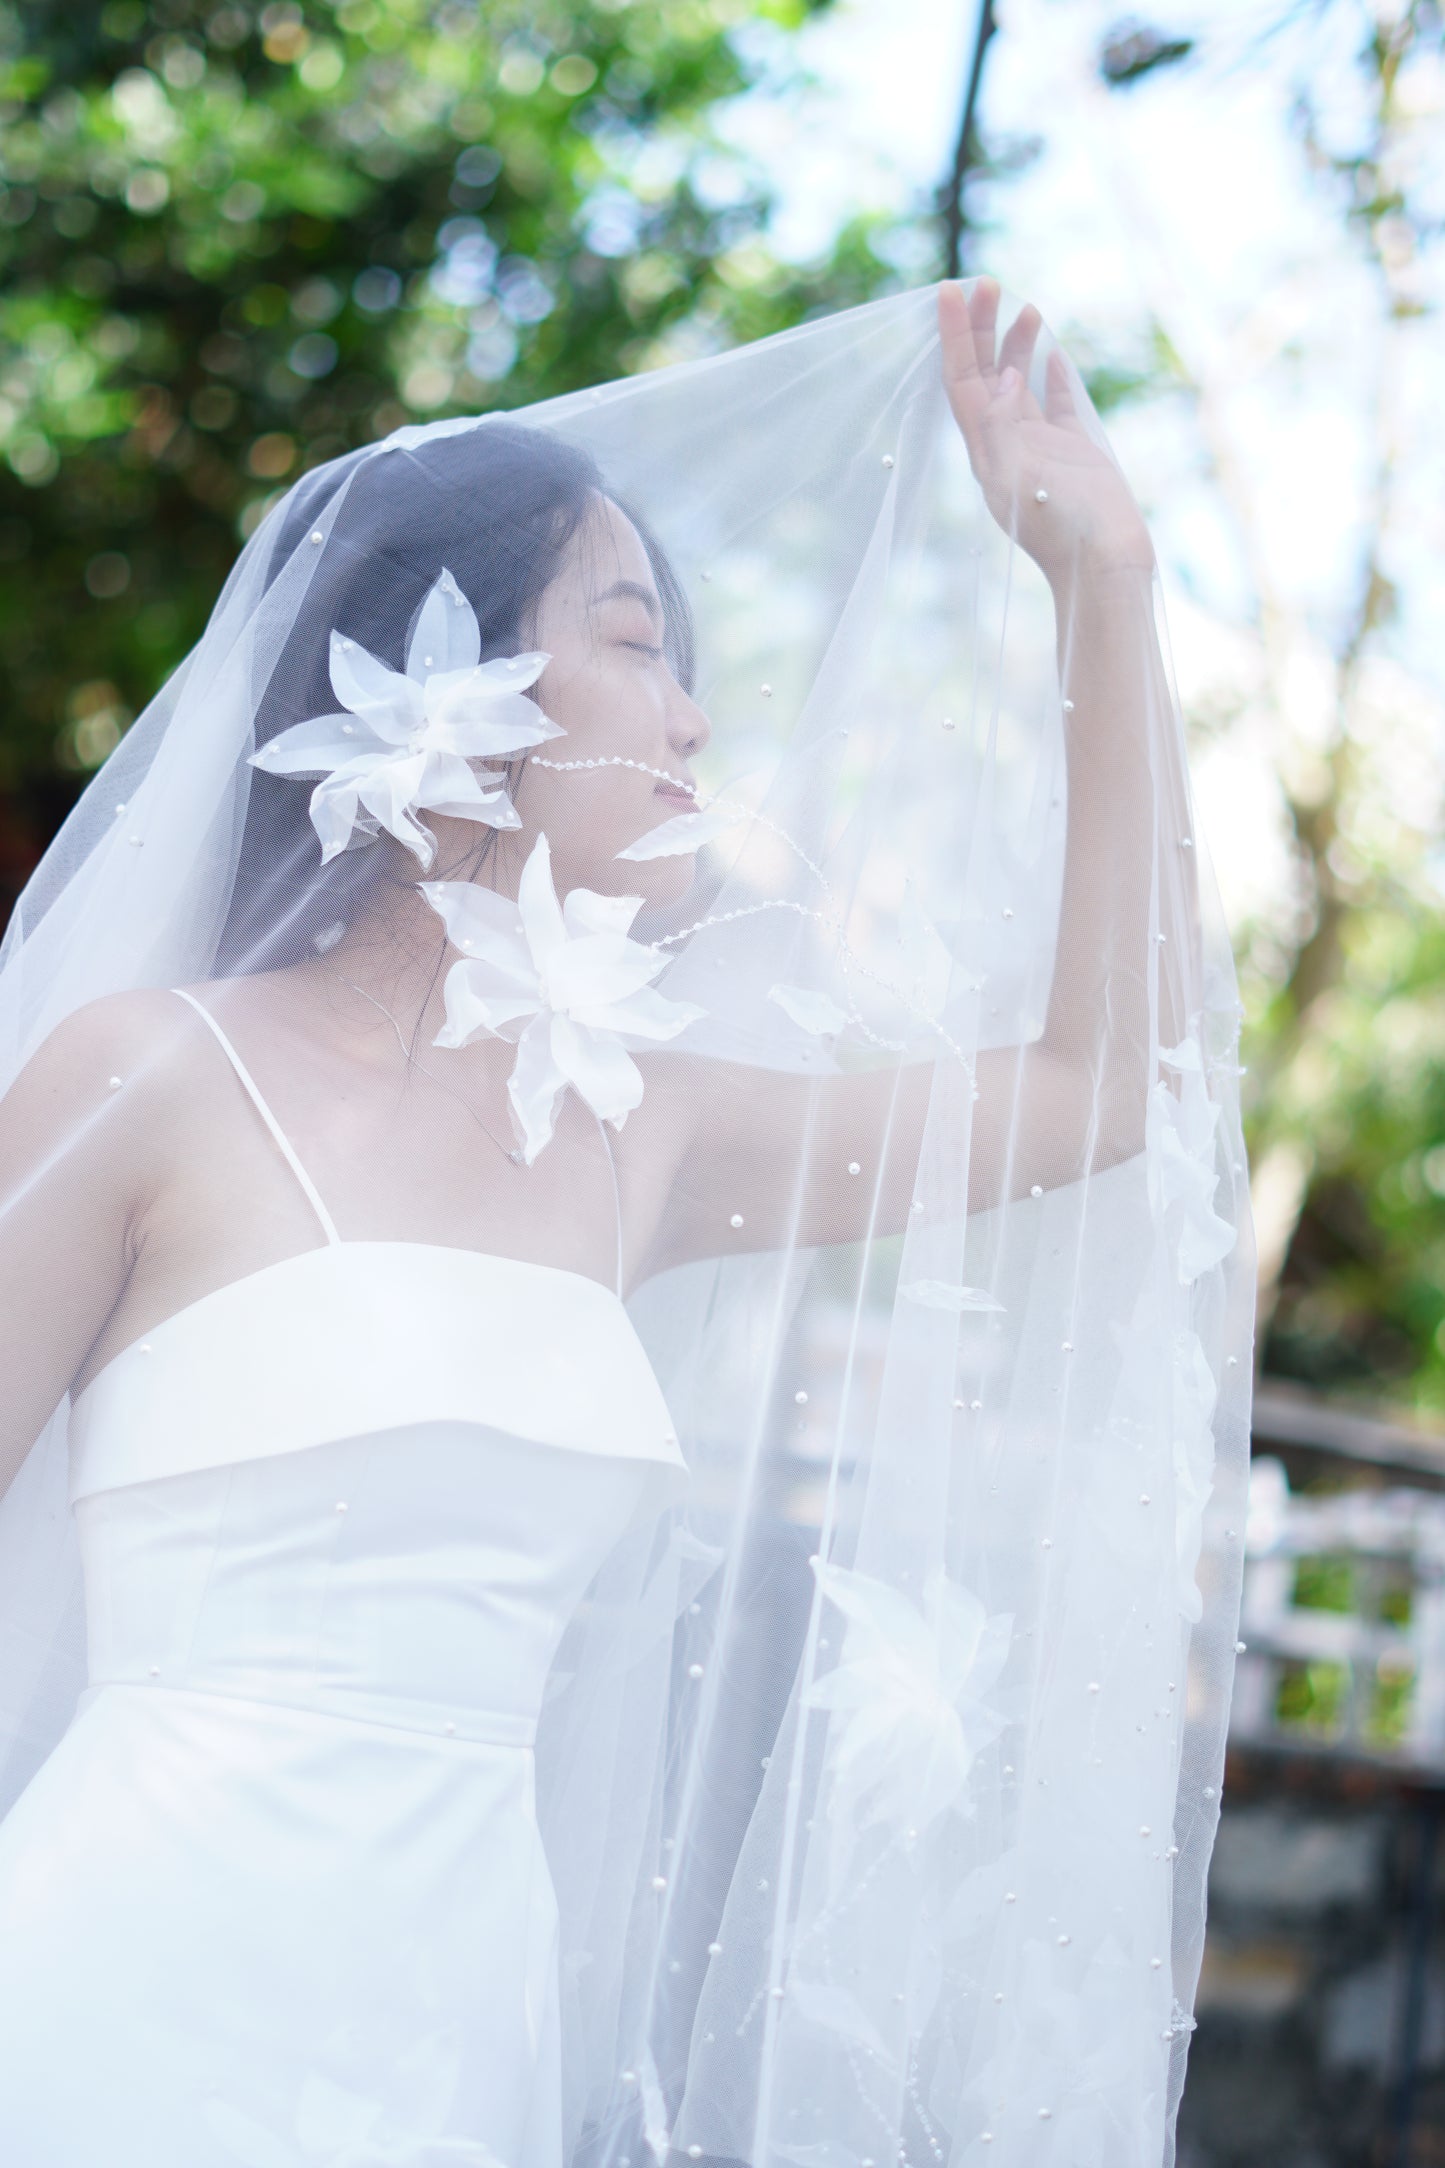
[667,681,711,760]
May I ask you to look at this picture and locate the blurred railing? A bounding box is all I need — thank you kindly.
[1230,1386,1445,1773]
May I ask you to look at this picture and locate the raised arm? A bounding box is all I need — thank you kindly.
[650,280,1196,1272]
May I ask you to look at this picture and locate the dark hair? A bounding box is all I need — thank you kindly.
[217,419,693,973]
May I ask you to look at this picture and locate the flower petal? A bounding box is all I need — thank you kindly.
[423,668,564,750]
[548,932,664,1015]
[507,1013,568,1164]
[414,753,521,831]
[516,833,568,971]
[251,714,385,775]
[433,959,538,1049]
[585,984,703,1044]
[548,1014,644,1129]
[350,750,436,865]
[405,567,480,682]
[419,880,532,978]
[329,633,424,745]
[768,984,849,1038]
[615,805,733,861]
[561,886,645,941]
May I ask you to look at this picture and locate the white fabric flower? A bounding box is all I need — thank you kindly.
[806,1558,1012,1848]
[1150,1038,1237,1285]
[249,566,564,868]
[1171,1327,1218,1623]
[421,832,704,1165]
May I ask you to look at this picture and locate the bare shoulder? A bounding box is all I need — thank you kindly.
[1,987,224,1136]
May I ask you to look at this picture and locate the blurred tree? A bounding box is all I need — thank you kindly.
[1094,1,1445,1413]
[0,0,894,896]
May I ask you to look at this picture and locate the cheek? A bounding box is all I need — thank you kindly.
[541,651,664,755]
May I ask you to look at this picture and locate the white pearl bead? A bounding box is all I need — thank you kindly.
[1030,1183,1042,1197]
[310,530,323,544]
[1087,1681,1100,1693]
[1140,1493,1151,1505]
[335,1501,347,1512]
[651,1875,667,1891]
[445,1721,456,1734]
[1057,1933,1070,1945]
[847,1161,861,1176]
[1140,1825,1151,1837]
[941,716,955,730]
[730,1213,744,1229]
[707,1941,722,1956]
[760,683,772,697]
[1004,1892,1016,1903]
[882,454,895,468]
[971,1398,981,1410]
[1236,1639,1247,1653]
[108,1075,123,1091]
[689,2147,703,2159]
[1034,488,1048,504]
[794,1390,808,1405]
[688,1662,704,1680]
[1151,1957,1162,1968]
[149,1664,160,1676]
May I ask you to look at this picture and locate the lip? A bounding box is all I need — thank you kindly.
[654,781,695,807]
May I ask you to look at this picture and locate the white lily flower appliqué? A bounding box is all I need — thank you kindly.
[250,567,565,869]
[421,832,704,1165]
[806,1558,1012,1851]
[1149,1038,1237,1285]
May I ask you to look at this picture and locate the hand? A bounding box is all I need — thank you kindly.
[938,279,1155,587]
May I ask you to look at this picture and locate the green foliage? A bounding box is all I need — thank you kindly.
[1254,898,1445,1412]
[0,0,895,889]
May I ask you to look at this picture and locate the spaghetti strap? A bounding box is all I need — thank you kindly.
[170,989,342,1247]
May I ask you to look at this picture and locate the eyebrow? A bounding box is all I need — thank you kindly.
[590,578,663,625]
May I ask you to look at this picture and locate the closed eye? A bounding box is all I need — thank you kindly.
[621,641,665,659]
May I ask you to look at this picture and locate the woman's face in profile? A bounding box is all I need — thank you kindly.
[514,495,711,907]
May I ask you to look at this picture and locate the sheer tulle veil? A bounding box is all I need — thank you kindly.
[0,281,1252,2167]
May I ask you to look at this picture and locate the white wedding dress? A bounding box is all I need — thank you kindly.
[0,996,686,2167]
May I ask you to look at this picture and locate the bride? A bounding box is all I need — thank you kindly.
[0,281,1249,2167]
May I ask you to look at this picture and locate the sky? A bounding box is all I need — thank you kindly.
[725,0,1445,925]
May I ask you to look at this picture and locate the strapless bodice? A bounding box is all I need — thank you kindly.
[69,1241,684,1499]
[64,1244,688,1742]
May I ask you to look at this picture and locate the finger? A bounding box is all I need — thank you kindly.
[1042,344,1080,428]
[967,276,1001,378]
[938,281,992,450]
[996,303,1044,411]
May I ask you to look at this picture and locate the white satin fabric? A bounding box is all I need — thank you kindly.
[0,1134,686,2166]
